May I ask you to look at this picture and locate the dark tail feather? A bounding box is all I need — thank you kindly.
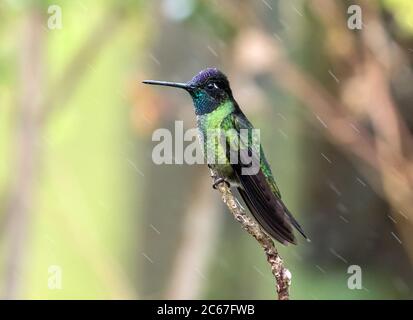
[238,187,296,245]
[281,201,309,241]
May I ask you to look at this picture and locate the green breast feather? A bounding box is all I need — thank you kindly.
[197,100,235,167]
[197,100,281,199]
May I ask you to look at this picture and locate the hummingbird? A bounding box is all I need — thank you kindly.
[143,68,307,245]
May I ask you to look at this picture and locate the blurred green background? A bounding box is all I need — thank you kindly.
[1,0,413,299]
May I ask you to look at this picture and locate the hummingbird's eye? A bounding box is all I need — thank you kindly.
[206,82,219,90]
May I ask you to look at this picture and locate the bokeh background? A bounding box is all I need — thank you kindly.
[1,0,413,299]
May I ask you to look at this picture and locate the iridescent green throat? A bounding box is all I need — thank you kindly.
[191,91,231,115]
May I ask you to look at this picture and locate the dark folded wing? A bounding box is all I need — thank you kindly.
[226,111,307,245]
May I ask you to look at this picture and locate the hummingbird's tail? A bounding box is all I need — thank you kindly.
[238,187,296,245]
[279,199,308,241]
[235,170,308,245]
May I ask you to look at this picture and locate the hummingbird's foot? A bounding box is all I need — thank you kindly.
[212,177,230,189]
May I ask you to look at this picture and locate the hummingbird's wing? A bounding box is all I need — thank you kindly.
[224,110,307,245]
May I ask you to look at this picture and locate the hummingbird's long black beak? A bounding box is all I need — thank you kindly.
[142,80,193,91]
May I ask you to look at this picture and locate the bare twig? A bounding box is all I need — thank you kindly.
[210,170,291,300]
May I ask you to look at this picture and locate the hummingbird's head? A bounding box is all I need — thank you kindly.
[143,68,234,115]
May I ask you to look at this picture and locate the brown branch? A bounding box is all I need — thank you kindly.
[210,170,291,300]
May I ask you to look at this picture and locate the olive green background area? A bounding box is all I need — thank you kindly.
[0,0,413,299]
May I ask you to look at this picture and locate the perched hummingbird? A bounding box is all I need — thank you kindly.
[143,68,307,245]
